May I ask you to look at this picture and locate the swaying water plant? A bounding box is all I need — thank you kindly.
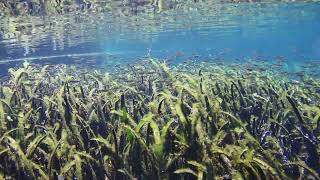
[0,59,319,179]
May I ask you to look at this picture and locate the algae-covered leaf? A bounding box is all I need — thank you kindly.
[60,160,76,176]
[88,109,98,122]
[111,109,137,127]
[174,168,198,177]
[30,161,49,179]
[77,151,95,161]
[175,98,187,125]
[135,113,154,132]
[26,135,47,158]
[286,96,304,124]
[232,171,245,180]
[150,120,161,145]
[160,119,174,142]
[187,161,207,171]
[74,154,83,180]
[12,68,28,85]
[48,141,60,179]
[91,136,114,153]
[0,128,18,142]
[18,109,33,143]
[253,157,279,178]
[0,100,7,133]
[122,124,148,151]
[149,119,163,158]
[117,169,137,180]
[0,148,9,156]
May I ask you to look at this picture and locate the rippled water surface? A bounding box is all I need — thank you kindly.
[0,1,320,73]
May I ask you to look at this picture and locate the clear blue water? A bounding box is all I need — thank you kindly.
[102,3,320,60]
[0,2,320,74]
[0,2,320,178]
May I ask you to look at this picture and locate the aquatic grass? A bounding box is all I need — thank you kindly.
[0,59,319,179]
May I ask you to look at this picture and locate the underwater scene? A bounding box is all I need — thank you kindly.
[0,0,320,179]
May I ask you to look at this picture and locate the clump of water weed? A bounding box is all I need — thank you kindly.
[0,59,319,179]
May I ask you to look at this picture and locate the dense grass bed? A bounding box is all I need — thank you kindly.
[0,59,319,179]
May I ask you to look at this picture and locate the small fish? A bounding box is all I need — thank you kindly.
[175,51,184,57]
[23,83,33,86]
[271,63,283,67]
[68,80,81,83]
[291,80,300,85]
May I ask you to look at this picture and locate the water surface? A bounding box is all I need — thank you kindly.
[0,1,319,74]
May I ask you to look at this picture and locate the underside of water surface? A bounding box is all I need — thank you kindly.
[0,0,320,180]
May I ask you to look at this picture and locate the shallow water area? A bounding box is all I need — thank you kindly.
[0,1,320,179]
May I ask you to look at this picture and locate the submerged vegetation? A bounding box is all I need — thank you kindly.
[0,0,211,16]
[0,59,319,179]
[2,0,319,16]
